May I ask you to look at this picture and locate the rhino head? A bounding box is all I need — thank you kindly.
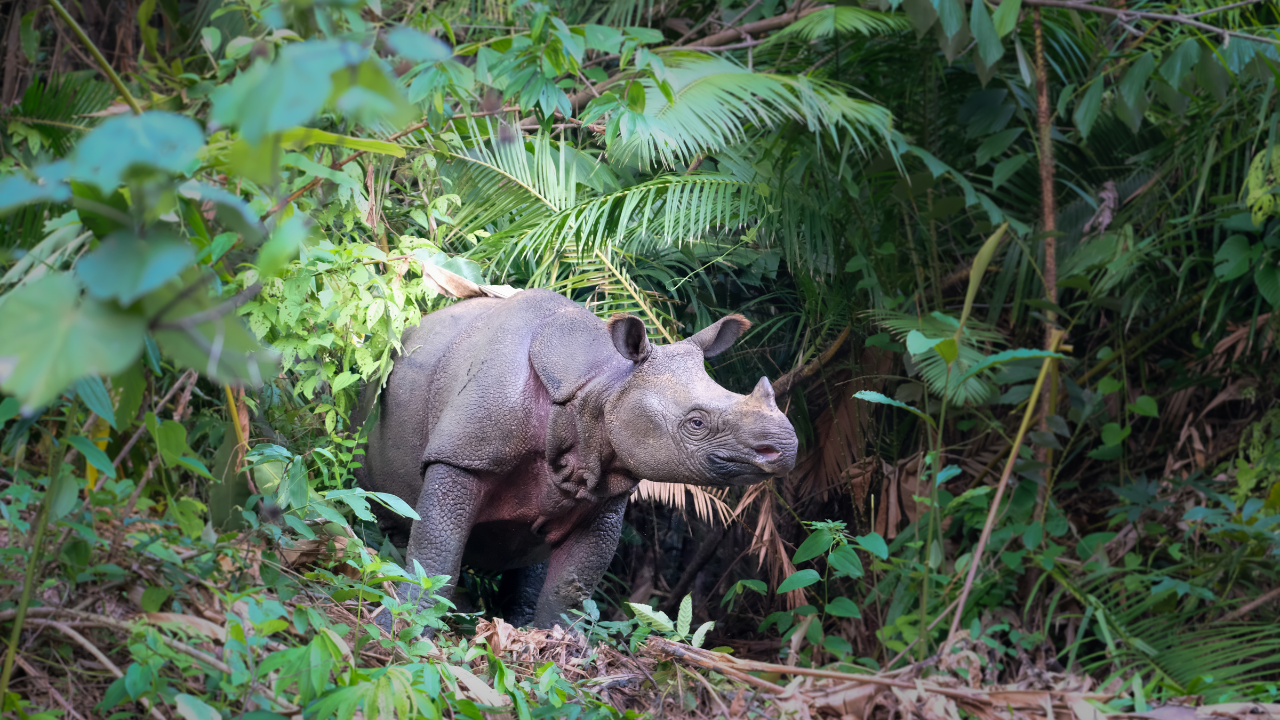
[604,314,799,486]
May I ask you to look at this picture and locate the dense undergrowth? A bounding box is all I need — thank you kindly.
[4,0,1280,716]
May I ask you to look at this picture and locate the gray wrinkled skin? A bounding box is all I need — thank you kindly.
[355,289,797,629]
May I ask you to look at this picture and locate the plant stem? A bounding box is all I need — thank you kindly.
[0,399,77,701]
[945,332,1062,644]
[45,0,142,115]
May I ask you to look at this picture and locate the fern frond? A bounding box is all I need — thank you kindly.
[606,54,894,169]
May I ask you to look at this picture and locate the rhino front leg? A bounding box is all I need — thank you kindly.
[532,494,627,628]
[394,463,483,631]
[497,561,548,628]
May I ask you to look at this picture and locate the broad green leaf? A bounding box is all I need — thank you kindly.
[626,81,646,113]
[76,230,194,305]
[1215,235,1253,281]
[0,397,18,425]
[975,128,1022,166]
[992,154,1028,190]
[936,464,961,486]
[823,635,853,656]
[1128,395,1158,418]
[934,337,959,365]
[992,0,1021,36]
[777,568,821,593]
[285,514,317,539]
[906,330,945,356]
[690,620,714,648]
[1256,262,1280,307]
[627,602,674,632]
[141,586,172,613]
[200,26,221,54]
[48,471,79,520]
[1120,53,1156,109]
[257,214,310,279]
[71,112,204,192]
[677,594,692,638]
[1022,521,1043,549]
[68,436,116,478]
[368,491,421,520]
[175,456,214,479]
[0,273,146,410]
[386,26,453,62]
[1160,38,1201,86]
[277,459,309,510]
[970,0,1003,66]
[853,390,936,428]
[1073,80,1104,139]
[1098,376,1123,395]
[74,375,117,430]
[828,544,863,578]
[826,596,861,618]
[147,414,192,468]
[958,348,1062,384]
[855,533,890,560]
[933,0,965,38]
[793,528,834,564]
[1101,422,1131,447]
[280,127,406,157]
[0,161,73,214]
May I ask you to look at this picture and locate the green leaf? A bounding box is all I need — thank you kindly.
[19,10,38,62]
[71,112,204,192]
[777,569,821,593]
[934,337,959,366]
[1256,262,1280,307]
[1022,520,1043,549]
[1098,376,1123,395]
[0,163,73,215]
[936,464,961,486]
[147,415,192,468]
[48,472,79,520]
[906,330,945,356]
[627,602,674,633]
[826,596,861,618]
[277,459,309,510]
[828,544,863,578]
[970,0,1003,66]
[585,25,624,53]
[76,231,194,305]
[68,436,116,479]
[992,0,1021,36]
[933,0,965,38]
[793,528,834,564]
[1160,38,1201,86]
[690,621,714,648]
[257,214,310,279]
[677,594,692,638]
[141,586,172,613]
[958,348,1062,384]
[175,456,214,479]
[975,128,1022,166]
[0,273,146,410]
[855,533,890,560]
[1073,79,1104,139]
[853,390,936,428]
[1120,53,1156,109]
[0,397,18,425]
[626,81,646,113]
[992,154,1028,190]
[386,26,453,62]
[74,376,117,430]
[1128,395,1158,418]
[279,127,406,157]
[368,491,421,520]
[1215,235,1253,281]
[1101,423,1131,447]
[284,514,316,539]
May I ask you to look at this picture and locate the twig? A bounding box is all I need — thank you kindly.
[151,283,262,331]
[13,654,87,720]
[25,618,167,720]
[1182,0,1262,17]
[106,453,163,560]
[945,331,1063,644]
[1016,0,1280,46]
[679,38,770,52]
[1215,585,1280,624]
[44,0,141,114]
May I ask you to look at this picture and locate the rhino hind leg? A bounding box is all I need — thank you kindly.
[496,561,548,628]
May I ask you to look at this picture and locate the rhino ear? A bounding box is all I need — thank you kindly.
[688,314,750,358]
[607,314,651,363]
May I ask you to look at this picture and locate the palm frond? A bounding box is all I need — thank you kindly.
[8,71,113,157]
[606,54,894,169]
[634,479,733,525]
[764,7,910,44]
[867,309,1005,405]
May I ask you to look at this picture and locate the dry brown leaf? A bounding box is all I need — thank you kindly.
[144,612,227,642]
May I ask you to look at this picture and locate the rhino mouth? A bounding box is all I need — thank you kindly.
[707,452,786,482]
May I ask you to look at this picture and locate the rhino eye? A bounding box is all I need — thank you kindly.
[690,418,704,429]
[683,412,711,439]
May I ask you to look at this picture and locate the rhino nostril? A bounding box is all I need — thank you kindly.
[753,444,780,462]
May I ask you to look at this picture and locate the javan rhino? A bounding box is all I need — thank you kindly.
[355,288,798,629]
